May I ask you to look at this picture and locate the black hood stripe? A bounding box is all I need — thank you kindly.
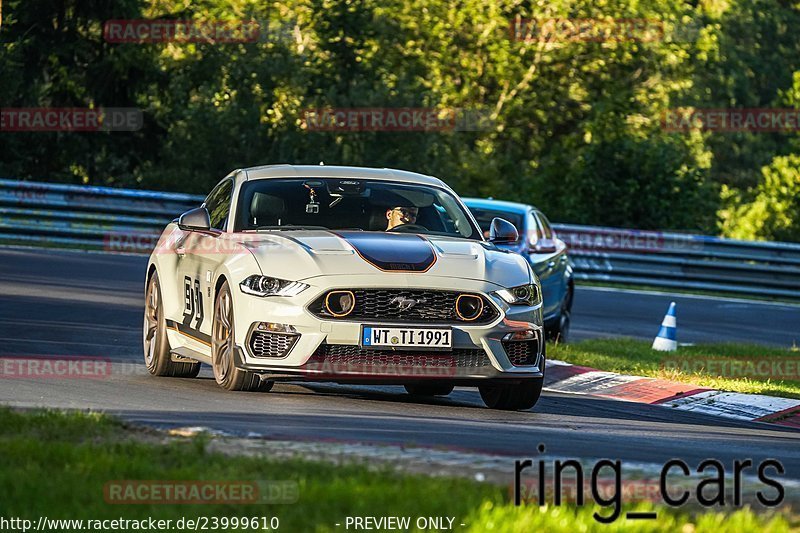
[334,231,437,272]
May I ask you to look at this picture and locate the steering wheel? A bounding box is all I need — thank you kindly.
[388,223,429,233]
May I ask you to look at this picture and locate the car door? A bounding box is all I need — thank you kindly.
[527,210,567,319]
[176,178,234,347]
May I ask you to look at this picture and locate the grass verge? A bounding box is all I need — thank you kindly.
[549,338,800,399]
[0,407,796,532]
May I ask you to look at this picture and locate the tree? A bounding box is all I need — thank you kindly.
[720,154,800,242]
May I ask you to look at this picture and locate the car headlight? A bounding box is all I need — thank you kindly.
[239,275,309,297]
[494,283,540,306]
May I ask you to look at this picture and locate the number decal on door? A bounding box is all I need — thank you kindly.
[182,276,204,330]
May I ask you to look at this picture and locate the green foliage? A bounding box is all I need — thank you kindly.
[720,154,800,242]
[0,0,798,237]
[536,133,716,231]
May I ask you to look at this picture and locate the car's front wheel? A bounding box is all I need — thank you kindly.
[212,281,273,392]
[143,272,201,378]
[478,378,543,410]
[547,283,573,343]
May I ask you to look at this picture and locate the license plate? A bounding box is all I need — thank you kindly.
[361,326,452,350]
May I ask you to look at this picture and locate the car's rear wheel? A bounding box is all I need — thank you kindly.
[404,384,455,396]
[143,272,201,378]
[212,281,273,392]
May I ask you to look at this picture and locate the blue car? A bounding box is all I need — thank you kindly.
[463,198,573,342]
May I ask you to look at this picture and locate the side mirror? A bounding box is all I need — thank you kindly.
[488,217,519,244]
[178,207,211,231]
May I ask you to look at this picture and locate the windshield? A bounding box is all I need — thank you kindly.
[233,178,481,240]
[466,207,523,241]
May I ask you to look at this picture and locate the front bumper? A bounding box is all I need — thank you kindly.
[232,274,545,382]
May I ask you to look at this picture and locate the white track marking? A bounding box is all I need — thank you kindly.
[545,371,645,395]
[660,391,800,420]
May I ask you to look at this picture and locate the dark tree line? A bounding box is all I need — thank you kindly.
[2,0,799,240]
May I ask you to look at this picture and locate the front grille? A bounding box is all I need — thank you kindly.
[248,331,299,358]
[305,344,491,371]
[502,339,541,366]
[308,289,499,324]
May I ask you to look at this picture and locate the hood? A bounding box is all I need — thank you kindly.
[236,230,531,288]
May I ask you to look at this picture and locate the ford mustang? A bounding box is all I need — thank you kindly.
[143,165,546,410]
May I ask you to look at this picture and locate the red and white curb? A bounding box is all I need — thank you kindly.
[544,359,800,429]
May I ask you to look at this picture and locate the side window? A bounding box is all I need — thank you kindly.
[527,212,541,246]
[536,211,554,239]
[204,179,233,231]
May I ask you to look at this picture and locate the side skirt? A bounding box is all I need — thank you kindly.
[170,346,212,365]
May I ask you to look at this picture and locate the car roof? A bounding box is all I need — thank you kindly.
[241,164,448,188]
[462,197,536,215]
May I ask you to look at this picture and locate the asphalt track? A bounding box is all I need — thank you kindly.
[1,246,799,480]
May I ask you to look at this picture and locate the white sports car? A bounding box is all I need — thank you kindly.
[144,165,546,410]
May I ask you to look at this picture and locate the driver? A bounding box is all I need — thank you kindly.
[385,205,419,230]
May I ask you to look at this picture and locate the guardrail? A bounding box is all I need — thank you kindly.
[0,178,202,252]
[1,179,798,299]
[553,224,800,299]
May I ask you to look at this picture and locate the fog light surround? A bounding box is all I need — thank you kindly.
[455,294,484,321]
[256,322,297,334]
[503,329,538,342]
[324,290,356,317]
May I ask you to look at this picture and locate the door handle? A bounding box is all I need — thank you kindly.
[547,261,556,268]
[176,247,186,256]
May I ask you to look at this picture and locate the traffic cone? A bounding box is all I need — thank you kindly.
[651,302,677,351]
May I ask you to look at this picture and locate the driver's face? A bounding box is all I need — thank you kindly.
[386,206,418,230]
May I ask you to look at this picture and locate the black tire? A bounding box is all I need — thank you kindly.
[211,281,273,392]
[479,378,544,410]
[143,272,201,378]
[550,310,571,343]
[404,384,455,396]
[547,284,573,343]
